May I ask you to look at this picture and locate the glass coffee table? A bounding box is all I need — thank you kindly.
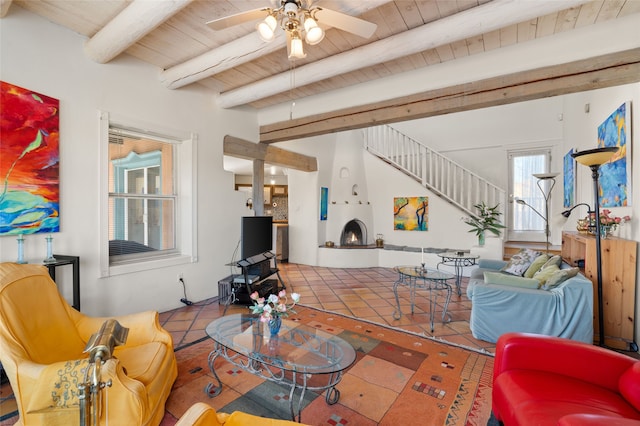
[205,314,356,422]
[392,265,455,331]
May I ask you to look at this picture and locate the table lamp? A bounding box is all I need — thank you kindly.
[561,202,593,218]
[571,146,617,347]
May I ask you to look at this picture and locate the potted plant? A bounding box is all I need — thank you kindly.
[463,202,506,246]
[250,290,300,336]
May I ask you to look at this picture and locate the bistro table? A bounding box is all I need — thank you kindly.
[436,251,479,296]
[205,314,356,423]
[392,265,455,331]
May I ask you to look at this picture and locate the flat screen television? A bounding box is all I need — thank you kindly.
[241,216,273,259]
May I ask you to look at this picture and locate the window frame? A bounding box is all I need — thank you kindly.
[507,148,551,242]
[99,111,198,277]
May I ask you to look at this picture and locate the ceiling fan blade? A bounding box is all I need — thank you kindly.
[312,7,377,39]
[206,8,270,30]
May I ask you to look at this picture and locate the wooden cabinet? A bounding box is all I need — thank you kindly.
[561,231,637,350]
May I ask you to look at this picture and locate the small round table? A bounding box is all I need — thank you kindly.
[392,265,455,331]
[436,251,479,296]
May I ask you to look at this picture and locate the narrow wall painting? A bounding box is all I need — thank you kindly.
[394,196,428,231]
[563,149,575,208]
[320,187,328,220]
[598,101,631,207]
[0,81,60,235]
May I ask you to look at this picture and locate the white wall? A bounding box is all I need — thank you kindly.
[0,7,257,316]
[561,83,640,348]
[276,98,567,257]
[390,97,565,188]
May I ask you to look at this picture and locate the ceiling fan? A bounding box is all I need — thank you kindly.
[206,0,377,60]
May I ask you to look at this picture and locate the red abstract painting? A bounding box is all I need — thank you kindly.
[0,81,60,235]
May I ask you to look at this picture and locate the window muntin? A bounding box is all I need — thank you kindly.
[508,149,551,239]
[108,129,177,263]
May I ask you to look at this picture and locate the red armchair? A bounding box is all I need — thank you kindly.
[492,333,640,425]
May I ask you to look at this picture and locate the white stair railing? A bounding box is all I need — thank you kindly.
[364,125,506,218]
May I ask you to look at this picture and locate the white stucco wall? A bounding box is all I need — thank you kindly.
[0,7,257,316]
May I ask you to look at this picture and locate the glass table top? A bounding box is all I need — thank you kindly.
[438,251,480,260]
[393,265,455,280]
[206,314,356,374]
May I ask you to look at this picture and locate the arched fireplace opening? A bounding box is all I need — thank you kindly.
[340,219,367,246]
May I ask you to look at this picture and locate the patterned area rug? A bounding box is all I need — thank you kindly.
[162,306,493,425]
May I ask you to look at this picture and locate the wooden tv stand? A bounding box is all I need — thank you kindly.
[561,231,637,351]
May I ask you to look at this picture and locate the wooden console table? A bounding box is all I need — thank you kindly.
[561,231,637,351]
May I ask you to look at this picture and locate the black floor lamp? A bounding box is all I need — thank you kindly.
[571,146,617,347]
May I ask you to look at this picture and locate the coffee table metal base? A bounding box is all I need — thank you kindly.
[392,265,454,332]
[205,337,344,423]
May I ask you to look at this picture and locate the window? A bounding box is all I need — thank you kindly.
[508,149,551,241]
[100,112,196,276]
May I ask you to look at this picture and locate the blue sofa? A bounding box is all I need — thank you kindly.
[467,259,594,344]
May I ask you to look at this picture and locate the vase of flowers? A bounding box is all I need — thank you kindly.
[462,202,506,246]
[594,209,631,239]
[250,290,300,336]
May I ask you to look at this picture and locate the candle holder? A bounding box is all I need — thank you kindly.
[44,235,57,264]
[16,234,27,264]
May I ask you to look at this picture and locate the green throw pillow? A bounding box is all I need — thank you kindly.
[543,267,580,290]
[524,253,550,278]
[484,271,541,289]
[532,264,561,285]
[540,254,562,270]
[501,248,542,276]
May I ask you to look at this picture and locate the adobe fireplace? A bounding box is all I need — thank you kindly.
[340,218,368,246]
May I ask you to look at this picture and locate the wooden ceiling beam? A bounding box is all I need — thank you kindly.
[224,135,317,172]
[159,1,391,90]
[259,48,640,144]
[0,0,12,18]
[218,0,588,108]
[84,0,192,64]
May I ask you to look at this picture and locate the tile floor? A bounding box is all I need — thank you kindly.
[4,262,639,424]
[1,262,489,426]
[159,262,496,354]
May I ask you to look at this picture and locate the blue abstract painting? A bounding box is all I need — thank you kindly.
[597,102,631,207]
[563,149,575,208]
[320,187,328,220]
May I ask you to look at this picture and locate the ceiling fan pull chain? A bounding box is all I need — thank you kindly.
[289,61,297,120]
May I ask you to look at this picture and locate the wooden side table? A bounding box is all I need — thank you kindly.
[45,254,80,311]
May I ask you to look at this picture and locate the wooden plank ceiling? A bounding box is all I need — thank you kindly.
[6,0,639,113]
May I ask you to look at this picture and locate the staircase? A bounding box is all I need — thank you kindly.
[363,125,506,218]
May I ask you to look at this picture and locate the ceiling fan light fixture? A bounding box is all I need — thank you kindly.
[256,14,277,42]
[303,16,324,45]
[287,30,306,60]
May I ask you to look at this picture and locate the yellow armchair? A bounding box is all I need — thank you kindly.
[175,403,310,426]
[0,262,177,426]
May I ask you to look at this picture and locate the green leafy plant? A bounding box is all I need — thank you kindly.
[462,202,506,237]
